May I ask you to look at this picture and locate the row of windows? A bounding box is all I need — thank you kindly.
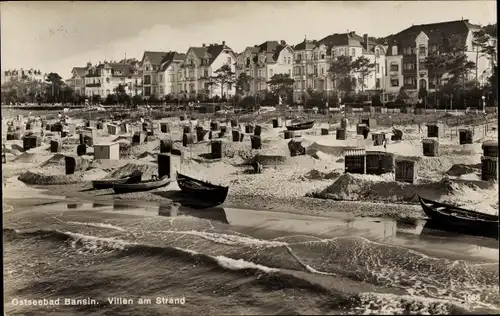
[402,44,438,56]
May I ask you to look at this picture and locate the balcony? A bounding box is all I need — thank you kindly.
[85,83,101,88]
[295,59,303,63]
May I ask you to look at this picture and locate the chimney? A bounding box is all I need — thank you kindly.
[280,40,286,46]
[222,40,226,46]
[363,34,369,49]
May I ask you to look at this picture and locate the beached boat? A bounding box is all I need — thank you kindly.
[286,120,315,131]
[92,170,143,190]
[418,196,499,238]
[176,172,229,206]
[112,175,171,194]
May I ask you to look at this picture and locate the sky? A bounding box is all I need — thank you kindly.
[1,1,497,79]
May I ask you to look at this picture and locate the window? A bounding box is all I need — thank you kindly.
[376,79,380,88]
[314,65,318,75]
[246,58,251,67]
[390,79,399,87]
[287,57,291,64]
[227,57,231,64]
[390,62,399,72]
[288,69,292,76]
[419,45,426,56]
[159,74,163,82]
[313,52,318,60]
[404,77,416,85]
[204,69,208,77]
[321,67,325,74]
[345,48,349,56]
[376,64,380,73]
[321,54,325,59]
[352,48,356,57]
[430,44,438,53]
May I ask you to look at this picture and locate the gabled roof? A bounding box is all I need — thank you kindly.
[142,51,169,65]
[386,19,478,56]
[293,39,317,51]
[159,52,186,72]
[71,67,87,77]
[253,41,289,63]
[186,43,234,65]
[349,33,382,54]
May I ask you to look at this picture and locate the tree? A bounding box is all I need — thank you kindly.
[352,56,375,92]
[328,56,354,98]
[1,77,47,104]
[472,29,496,85]
[235,73,253,96]
[266,73,295,102]
[211,64,235,100]
[132,94,145,106]
[45,72,64,103]
[204,79,218,100]
[104,94,118,105]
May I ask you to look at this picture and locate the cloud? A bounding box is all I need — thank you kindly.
[1,1,496,78]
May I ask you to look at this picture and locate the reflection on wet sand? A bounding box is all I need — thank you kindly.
[421,222,499,250]
[158,203,229,224]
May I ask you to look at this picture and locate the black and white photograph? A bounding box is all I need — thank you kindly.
[2,1,498,315]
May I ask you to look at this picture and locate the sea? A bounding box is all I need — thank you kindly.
[3,200,499,315]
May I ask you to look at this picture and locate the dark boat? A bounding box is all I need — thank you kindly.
[285,120,315,131]
[418,196,499,238]
[176,172,229,206]
[113,175,171,194]
[92,170,143,190]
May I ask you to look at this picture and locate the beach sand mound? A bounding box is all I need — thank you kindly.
[250,154,288,166]
[445,163,481,177]
[40,154,66,167]
[137,151,157,159]
[301,169,343,180]
[308,173,486,203]
[107,163,158,179]
[12,152,48,164]
[18,171,82,185]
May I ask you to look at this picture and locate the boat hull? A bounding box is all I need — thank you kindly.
[176,172,229,206]
[113,176,171,194]
[286,121,315,131]
[92,178,130,190]
[418,196,499,238]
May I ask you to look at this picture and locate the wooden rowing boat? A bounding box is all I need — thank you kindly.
[418,195,499,238]
[286,120,315,131]
[92,170,143,190]
[113,175,171,194]
[176,172,229,206]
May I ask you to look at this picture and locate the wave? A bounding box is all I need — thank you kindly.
[4,227,499,312]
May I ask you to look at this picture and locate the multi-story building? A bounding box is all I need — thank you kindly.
[2,68,46,83]
[157,52,185,98]
[141,51,170,98]
[384,19,494,97]
[84,61,142,99]
[235,46,260,94]
[181,41,236,99]
[253,41,294,93]
[292,32,386,103]
[234,41,294,96]
[66,67,87,96]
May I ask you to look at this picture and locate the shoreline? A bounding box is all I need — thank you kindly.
[8,181,424,220]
